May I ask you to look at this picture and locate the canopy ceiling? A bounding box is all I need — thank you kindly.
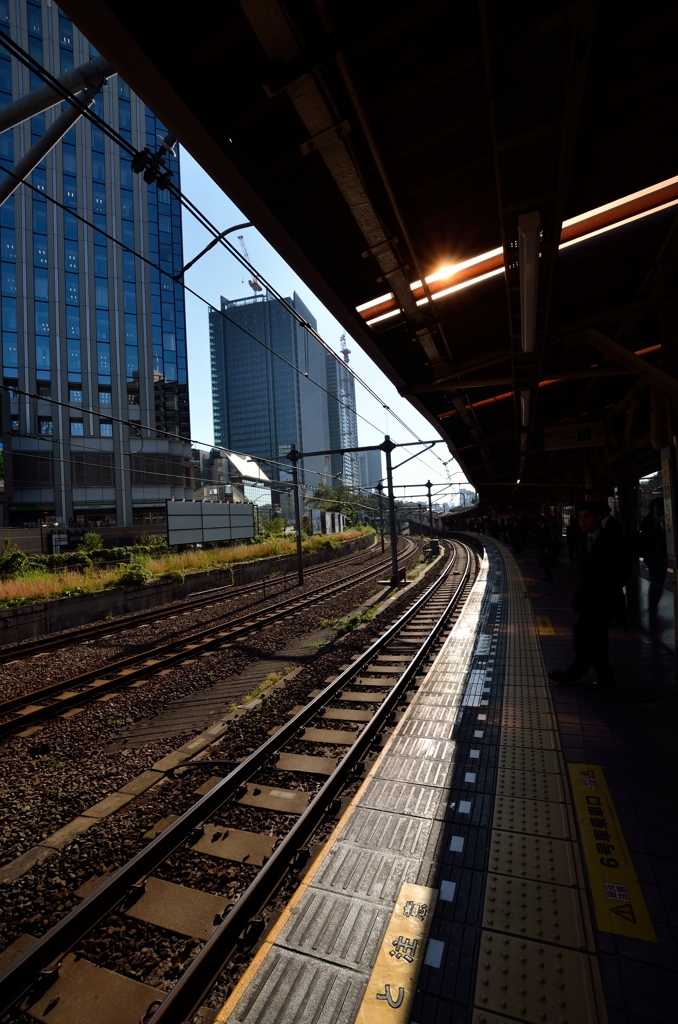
[61,0,678,505]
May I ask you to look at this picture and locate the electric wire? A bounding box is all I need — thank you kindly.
[0,160,456,498]
[0,33,454,482]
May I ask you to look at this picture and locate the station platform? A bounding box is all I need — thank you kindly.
[215,539,675,1024]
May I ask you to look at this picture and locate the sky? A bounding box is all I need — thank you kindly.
[178,150,470,506]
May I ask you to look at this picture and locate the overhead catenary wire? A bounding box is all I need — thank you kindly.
[0,160,454,493]
[0,33,453,471]
[0,33,455,483]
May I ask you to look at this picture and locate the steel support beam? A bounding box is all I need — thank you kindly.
[0,54,113,133]
[581,329,678,403]
[0,94,94,206]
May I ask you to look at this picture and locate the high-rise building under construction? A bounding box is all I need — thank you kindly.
[326,336,359,489]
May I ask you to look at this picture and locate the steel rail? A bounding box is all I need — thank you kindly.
[0,541,465,1015]
[0,540,418,737]
[147,543,473,1024]
[0,538,383,664]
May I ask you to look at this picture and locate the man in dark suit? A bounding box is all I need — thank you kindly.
[535,514,555,581]
[549,501,630,690]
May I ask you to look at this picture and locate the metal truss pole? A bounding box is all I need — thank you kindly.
[427,480,435,537]
[383,436,399,586]
[287,448,304,586]
[376,481,385,553]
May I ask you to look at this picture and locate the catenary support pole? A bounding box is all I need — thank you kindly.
[0,55,113,134]
[383,436,399,587]
[0,93,95,206]
[376,481,385,552]
[427,480,435,537]
[287,448,304,586]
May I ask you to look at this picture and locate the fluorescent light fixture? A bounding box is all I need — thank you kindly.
[366,307,402,326]
[415,266,504,306]
[416,247,504,288]
[356,290,393,313]
[518,211,540,353]
[520,390,530,427]
[359,177,678,326]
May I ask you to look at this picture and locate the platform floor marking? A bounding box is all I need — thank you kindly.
[568,763,657,942]
[472,542,608,1024]
[355,882,437,1024]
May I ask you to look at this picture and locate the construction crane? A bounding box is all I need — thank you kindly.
[237,235,263,293]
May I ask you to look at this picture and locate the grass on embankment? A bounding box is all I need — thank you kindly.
[0,528,374,610]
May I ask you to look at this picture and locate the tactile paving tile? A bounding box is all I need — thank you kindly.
[493,797,574,839]
[489,830,583,887]
[374,755,453,789]
[502,690,551,710]
[501,710,555,732]
[482,874,595,950]
[278,889,389,971]
[502,728,559,750]
[398,718,455,739]
[497,746,563,774]
[386,735,455,761]
[474,932,607,1023]
[228,948,366,1024]
[361,778,446,819]
[496,769,565,804]
[312,843,417,902]
[340,808,433,859]
[405,703,459,722]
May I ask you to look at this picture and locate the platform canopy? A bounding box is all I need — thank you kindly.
[61,0,678,505]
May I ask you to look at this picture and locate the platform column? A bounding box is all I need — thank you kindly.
[382,436,399,586]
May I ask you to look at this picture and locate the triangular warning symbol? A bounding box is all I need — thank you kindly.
[610,902,636,924]
[579,769,596,779]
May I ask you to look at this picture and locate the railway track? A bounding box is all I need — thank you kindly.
[0,538,419,741]
[0,539,476,1024]
[0,537,384,665]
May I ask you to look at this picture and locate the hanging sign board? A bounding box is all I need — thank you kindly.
[543,421,606,450]
[166,500,254,546]
[660,447,676,567]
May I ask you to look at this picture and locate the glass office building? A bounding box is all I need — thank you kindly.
[0,0,192,527]
[209,292,330,489]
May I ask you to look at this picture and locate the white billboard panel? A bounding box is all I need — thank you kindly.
[166,500,255,546]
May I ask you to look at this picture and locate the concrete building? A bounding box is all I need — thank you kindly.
[209,291,330,490]
[0,0,193,528]
[325,335,359,488]
[358,447,383,491]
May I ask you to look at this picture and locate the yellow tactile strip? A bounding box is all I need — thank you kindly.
[473,544,609,1024]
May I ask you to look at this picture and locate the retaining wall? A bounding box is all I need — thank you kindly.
[0,534,375,645]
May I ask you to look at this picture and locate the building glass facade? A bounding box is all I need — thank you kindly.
[209,291,330,488]
[0,0,192,527]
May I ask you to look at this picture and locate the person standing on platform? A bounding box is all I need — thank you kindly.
[639,497,667,628]
[536,514,555,581]
[549,501,630,690]
[566,515,583,563]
